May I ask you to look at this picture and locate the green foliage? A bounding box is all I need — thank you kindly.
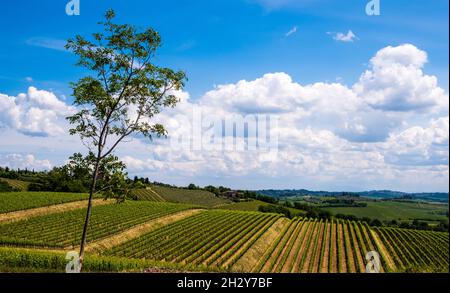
[0,181,13,192]
[258,204,291,218]
[0,178,28,191]
[65,9,186,158]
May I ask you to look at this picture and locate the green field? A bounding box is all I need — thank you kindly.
[0,201,195,248]
[322,201,449,222]
[151,185,230,207]
[0,192,93,213]
[0,178,30,191]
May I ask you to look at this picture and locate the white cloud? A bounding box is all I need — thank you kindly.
[383,117,449,166]
[0,153,52,170]
[26,37,67,52]
[285,26,298,37]
[354,44,448,112]
[0,87,75,136]
[0,44,448,191]
[329,30,357,42]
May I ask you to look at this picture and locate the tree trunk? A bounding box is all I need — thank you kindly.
[78,158,100,271]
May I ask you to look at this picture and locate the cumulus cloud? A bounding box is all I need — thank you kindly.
[354,44,448,112]
[383,117,449,166]
[0,153,52,170]
[0,44,448,191]
[0,87,74,136]
[329,30,357,42]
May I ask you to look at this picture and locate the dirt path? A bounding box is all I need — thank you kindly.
[0,199,113,223]
[231,218,290,272]
[85,209,203,253]
[319,223,331,273]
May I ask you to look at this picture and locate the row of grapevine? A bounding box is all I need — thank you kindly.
[104,210,280,270]
[374,227,449,272]
[0,201,195,248]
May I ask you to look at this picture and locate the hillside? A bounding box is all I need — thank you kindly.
[259,189,449,203]
[0,178,30,191]
[0,192,448,273]
[150,185,230,208]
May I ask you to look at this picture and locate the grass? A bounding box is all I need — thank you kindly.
[0,178,30,191]
[151,185,230,208]
[0,192,94,214]
[322,200,449,222]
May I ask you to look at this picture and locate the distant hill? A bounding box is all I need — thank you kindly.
[258,189,449,203]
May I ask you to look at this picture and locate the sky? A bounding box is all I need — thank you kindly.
[0,0,449,192]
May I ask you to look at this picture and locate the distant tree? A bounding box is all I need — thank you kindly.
[399,221,411,229]
[65,9,186,270]
[370,219,383,227]
[187,183,198,190]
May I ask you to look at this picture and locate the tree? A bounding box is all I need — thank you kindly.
[65,9,186,270]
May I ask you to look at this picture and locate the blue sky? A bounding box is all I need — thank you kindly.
[0,0,448,99]
[0,0,449,192]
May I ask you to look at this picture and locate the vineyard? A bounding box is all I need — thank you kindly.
[0,201,195,248]
[0,192,448,273]
[0,178,30,191]
[0,192,93,213]
[151,185,230,207]
[251,218,383,273]
[104,210,280,270]
[374,227,449,272]
[131,188,166,202]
